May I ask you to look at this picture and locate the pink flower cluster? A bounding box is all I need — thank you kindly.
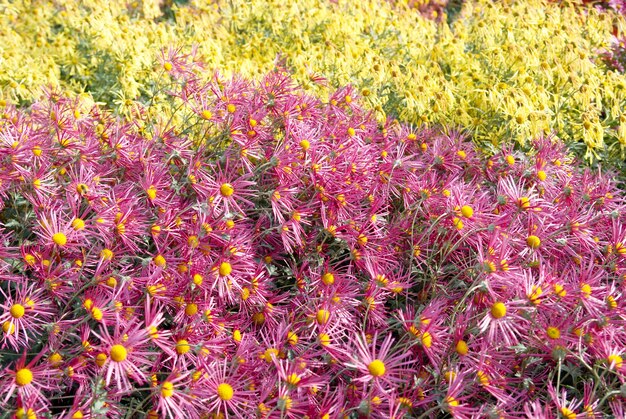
[0,54,624,418]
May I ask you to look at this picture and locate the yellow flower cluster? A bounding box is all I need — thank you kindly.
[1,0,626,162]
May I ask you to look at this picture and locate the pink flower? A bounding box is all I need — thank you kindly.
[197,359,256,418]
[343,332,411,394]
[92,321,154,392]
[1,351,55,408]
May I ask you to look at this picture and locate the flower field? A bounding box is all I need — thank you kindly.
[1,0,626,418]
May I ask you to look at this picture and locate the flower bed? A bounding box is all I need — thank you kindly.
[0,61,624,417]
[1,1,626,168]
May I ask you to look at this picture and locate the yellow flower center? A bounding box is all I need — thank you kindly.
[52,232,67,246]
[176,339,190,355]
[262,348,279,362]
[560,407,576,419]
[15,368,33,386]
[446,396,460,408]
[581,283,591,298]
[161,381,174,398]
[368,359,386,377]
[285,373,301,386]
[553,283,567,298]
[456,340,468,356]
[49,352,63,367]
[91,307,103,321]
[477,370,490,386]
[537,170,547,181]
[217,383,234,400]
[185,303,198,316]
[460,205,474,218]
[299,139,310,151]
[546,326,561,340]
[219,262,232,277]
[518,196,530,209]
[72,218,85,231]
[153,254,166,267]
[287,331,298,346]
[146,185,157,201]
[490,302,507,319]
[110,344,127,362]
[318,333,330,346]
[95,353,107,367]
[100,248,113,261]
[607,354,623,370]
[10,304,25,319]
[526,235,541,249]
[220,183,234,197]
[2,321,14,334]
[15,408,36,419]
[321,272,335,286]
[316,309,330,325]
[420,331,432,348]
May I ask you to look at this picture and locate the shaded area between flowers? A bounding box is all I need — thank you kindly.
[0,61,624,417]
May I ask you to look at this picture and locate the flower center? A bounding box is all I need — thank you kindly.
[316,309,330,325]
[560,407,576,419]
[460,205,474,218]
[10,304,25,319]
[146,185,157,201]
[217,383,234,400]
[72,218,85,231]
[95,353,107,367]
[52,232,67,246]
[185,303,198,317]
[490,302,507,319]
[176,339,190,355]
[526,235,541,249]
[153,254,166,267]
[368,359,386,377]
[456,340,468,356]
[220,183,234,197]
[15,368,33,386]
[262,348,279,363]
[161,381,174,398]
[321,272,334,286]
[219,262,232,277]
[546,326,561,340]
[608,354,623,370]
[110,344,127,362]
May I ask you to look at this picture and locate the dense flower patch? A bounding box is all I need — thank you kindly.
[0,60,624,417]
[2,0,626,168]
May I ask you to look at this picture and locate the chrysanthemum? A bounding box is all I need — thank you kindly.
[92,321,154,392]
[152,370,198,418]
[204,160,256,216]
[343,332,412,394]
[0,285,55,350]
[197,359,256,418]
[477,298,531,347]
[34,210,79,252]
[1,351,55,407]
